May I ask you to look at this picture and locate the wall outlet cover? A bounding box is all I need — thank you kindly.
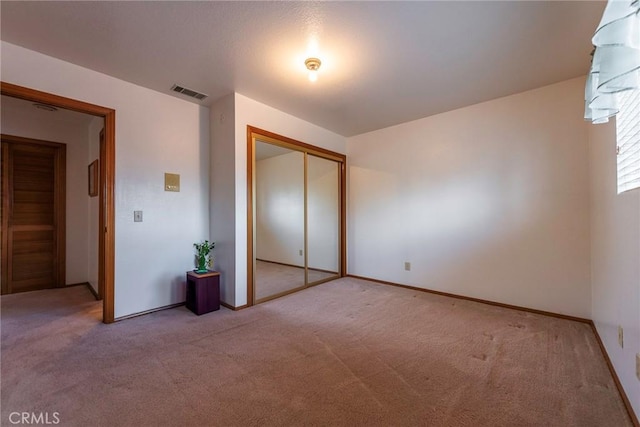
[134,211,143,222]
[404,262,411,271]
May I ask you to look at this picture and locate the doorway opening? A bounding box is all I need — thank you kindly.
[247,126,346,305]
[1,82,116,323]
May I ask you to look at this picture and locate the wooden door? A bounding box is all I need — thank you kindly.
[1,136,66,294]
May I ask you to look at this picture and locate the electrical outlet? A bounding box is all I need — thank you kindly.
[134,211,143,222]
[299,249,303,256]
[618,325,624,348]
[636,354,640,381]
[404,262,411,271]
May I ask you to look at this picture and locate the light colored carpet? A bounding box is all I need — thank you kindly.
[1,277,633,427]
[255,260,337,300]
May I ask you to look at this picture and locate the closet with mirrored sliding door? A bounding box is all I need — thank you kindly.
[247,126,346,305]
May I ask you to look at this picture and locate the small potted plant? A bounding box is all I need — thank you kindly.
[193,240,215,273]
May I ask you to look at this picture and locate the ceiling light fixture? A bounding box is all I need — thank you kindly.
[305,57,321,82]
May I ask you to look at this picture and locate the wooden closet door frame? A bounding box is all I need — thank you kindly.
[246,126,347,307]
[1,136,66,293]
[1,82,117,323]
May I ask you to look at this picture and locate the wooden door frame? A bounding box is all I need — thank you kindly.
[1,136,67,293]
[98,129,106,300]
[1,143,7,294]
[1,82,116,323]
[246,126,347,307]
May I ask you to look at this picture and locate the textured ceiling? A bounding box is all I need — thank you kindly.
[0,1,604,137]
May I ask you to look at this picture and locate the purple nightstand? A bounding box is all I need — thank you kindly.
[186,271,220,315]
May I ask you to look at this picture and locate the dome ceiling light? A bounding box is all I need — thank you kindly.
[305,57,321,82]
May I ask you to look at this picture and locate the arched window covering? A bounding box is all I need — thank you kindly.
[585,0,640,124]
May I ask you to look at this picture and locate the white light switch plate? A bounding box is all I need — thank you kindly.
[134,211,143,222]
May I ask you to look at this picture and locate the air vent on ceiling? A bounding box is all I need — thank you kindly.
[171,84,208,101]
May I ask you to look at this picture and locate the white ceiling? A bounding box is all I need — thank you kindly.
[0,1,603,137]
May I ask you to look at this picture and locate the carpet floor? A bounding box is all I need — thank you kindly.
[1,277,632,426]
[255,260,337,301]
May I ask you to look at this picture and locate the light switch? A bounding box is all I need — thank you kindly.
[134,211,143,222]
[165,173,180,192]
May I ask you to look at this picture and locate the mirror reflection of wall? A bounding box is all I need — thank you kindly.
[307,155,340,283]
[254,142,305,301]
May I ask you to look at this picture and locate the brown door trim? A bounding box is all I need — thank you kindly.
[1,82,116,323]
[98,129,106,300]
[246,132,255,307]
[1,135,66,292]
[1,143,8,295]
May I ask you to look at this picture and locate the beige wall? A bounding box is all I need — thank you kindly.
[589,119,640,416]
[307,155,340,272]
[256,151,305,267]
[254,150,340,272]
[347,77,591,318]
[209,93,236,305]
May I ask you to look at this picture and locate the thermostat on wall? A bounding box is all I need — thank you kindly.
[165,173,180,192]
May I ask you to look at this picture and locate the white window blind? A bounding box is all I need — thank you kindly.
[616,89,640,194]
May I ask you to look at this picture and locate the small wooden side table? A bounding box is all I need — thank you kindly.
[186,270,220,315]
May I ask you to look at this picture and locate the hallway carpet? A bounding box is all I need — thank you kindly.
[1,278,633,426]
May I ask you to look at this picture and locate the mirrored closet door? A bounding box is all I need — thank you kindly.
[248,127,345,305]
[306,154,340,284]
[254,142,305,301]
